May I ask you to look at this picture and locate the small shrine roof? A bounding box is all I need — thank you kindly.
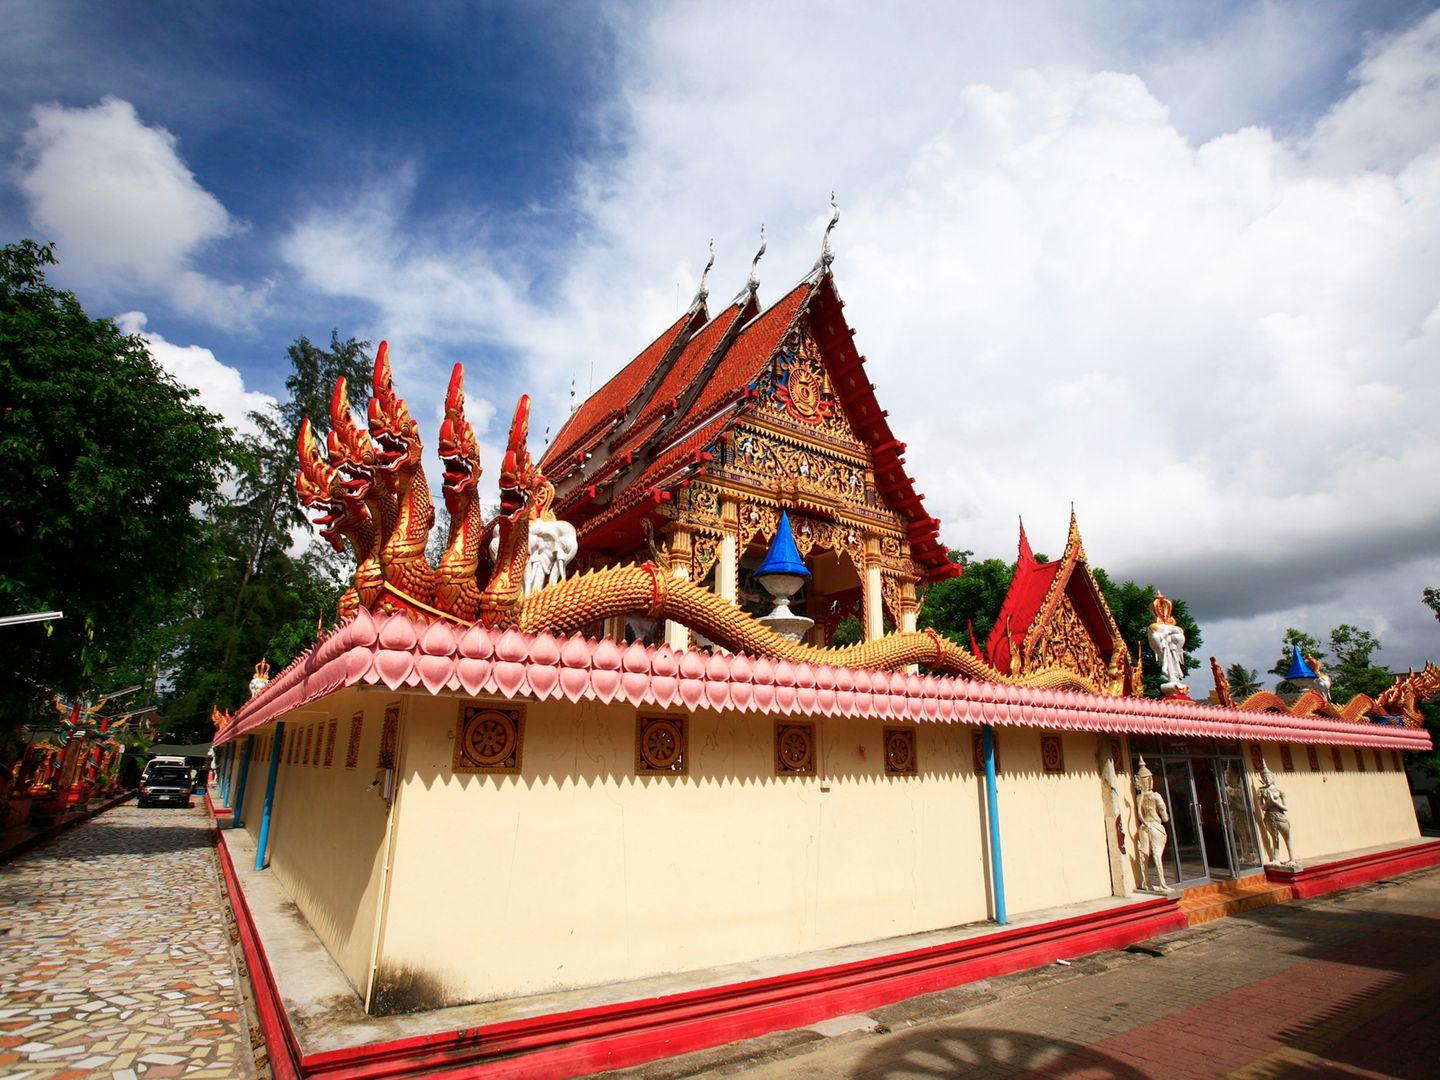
[1285,645,1319,680]
[216,611,1432,752]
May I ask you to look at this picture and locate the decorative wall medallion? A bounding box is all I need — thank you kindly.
[775,722,816,776]
[1354,747,1365,772]
[883,726,917,776]
[1249,744,1264,772]
[636,714,687,775]
[1372,748,1383,773]
[1307,745,1320,772]
[324,718,338,767]
[378,703,400,770]
[1041,734,1065,774]
[1279,743,1294,772]
[454,704,523,774]
[972,730,1000,774]
[1331,746,1344,772]
[345,713,363,769]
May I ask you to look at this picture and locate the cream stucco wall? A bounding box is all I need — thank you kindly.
[234,689,395,995]
[992,730,1121,914]
[1249,742,1418,861]
[370,698,1046,1010]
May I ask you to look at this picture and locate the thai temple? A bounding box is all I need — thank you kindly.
[207,230,1438,1076]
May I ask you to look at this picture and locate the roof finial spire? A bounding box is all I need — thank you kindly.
[695,239,714,305]
[819,191,839,271]
[746,223,766,293]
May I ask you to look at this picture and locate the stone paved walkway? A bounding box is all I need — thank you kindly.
[0,803,253,1079]
[618,865,1440,1079]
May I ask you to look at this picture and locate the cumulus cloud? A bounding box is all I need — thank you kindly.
[17,96,265,327]
[281,4,1440,670]
[114,311,276,437]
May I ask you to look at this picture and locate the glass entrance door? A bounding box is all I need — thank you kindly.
[1218,758,1263,872]
[1191,758,1233,876]
[1161,760,1209,884]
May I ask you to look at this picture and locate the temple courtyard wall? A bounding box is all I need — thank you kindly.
[229,691,1421,1016]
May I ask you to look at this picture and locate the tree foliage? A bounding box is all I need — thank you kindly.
[1269,623,1394,702]
[1225,663,1262,698]
[0,241,233,725]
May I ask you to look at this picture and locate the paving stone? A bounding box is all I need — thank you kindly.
[0,804,254,1077]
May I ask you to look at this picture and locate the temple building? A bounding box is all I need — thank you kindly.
[205,246,1437,1077]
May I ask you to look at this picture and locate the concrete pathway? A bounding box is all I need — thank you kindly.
[616,865,1440,1079]
[0,803,253,1078]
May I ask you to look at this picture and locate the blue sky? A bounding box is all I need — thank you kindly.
[5,1,1439,676]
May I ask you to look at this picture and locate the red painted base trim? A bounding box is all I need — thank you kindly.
[214,828,305,1080]
[204,791,232,820]
[210,814,1183,1080]
[1265,839,1440,899]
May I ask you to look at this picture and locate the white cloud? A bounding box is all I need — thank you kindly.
[17,96,265,327]
[280,4,1440,672]
[114,311,276,437]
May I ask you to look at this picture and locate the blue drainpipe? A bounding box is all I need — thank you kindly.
[219,744,231,805]
[255,723,285,871]
[983,723,1007,925]
[230,736,255,829]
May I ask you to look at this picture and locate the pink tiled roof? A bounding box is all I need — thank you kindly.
[217,612,1432,752]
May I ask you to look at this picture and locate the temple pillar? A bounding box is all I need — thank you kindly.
[863,537,884,641]
[663,525,692,652]
[716,501,739,604]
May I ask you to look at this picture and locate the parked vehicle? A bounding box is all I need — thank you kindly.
[138,765,194,808]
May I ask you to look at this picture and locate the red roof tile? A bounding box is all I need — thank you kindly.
[683,282,813,426]
[542,307,698,472]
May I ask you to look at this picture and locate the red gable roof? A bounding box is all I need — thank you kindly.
[987,525,1063,674]
[550,267,960,582]
[542,306,700,474]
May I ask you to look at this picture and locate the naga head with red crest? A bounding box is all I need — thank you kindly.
[366,341,423,484]
[437,363,481,512]
[296,419,346,552]
[327,374,377,505]
[497,394,552,522]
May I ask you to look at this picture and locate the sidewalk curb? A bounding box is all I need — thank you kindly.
[0,789,136,865]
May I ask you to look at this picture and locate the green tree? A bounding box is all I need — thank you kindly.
[0,241,233,726]
[1224,663,1263,698]
[159,333,370,738]
[1326,623,1392,701]
[917,554,1014,650]
[1424,587,1440,623]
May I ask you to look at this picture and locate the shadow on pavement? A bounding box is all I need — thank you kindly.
[13,817,216,864]
[850,1025,1148,1078]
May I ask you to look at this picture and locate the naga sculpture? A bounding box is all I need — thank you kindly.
[433,364,487,622]
[367,342,437,614]
[297,418,375,618]
[478,395,545,627]
[329,375,392,611]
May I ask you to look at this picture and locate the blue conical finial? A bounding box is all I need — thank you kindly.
[1284,644,1318,680]
[755,510,810,579]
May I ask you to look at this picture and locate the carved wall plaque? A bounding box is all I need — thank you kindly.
[1041,734,1065,774]
[1331,746,1344,772]
[378,702,400,770]
[1354,747,1365,772]
[775,722,816,776]
[1307,745,1320,772]
[324,718,338,767]
[636,714,687,775]
[972,730,1000,774]
[883,726,917,776]
[1279,743,1294,772]
[454,704,523,774]
[345,713,363,770]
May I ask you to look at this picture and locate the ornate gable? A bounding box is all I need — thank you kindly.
[989,513,1131,695]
